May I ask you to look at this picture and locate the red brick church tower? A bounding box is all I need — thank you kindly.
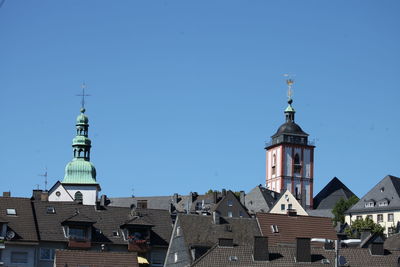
[265,79,315,208]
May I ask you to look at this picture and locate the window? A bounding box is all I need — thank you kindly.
[227,200,233,207]
[379,200,389,207]
[229,256,238,262]
[176,226,181,237]
[388,214,394,222]
[46,207,56,214]
[74,191,83,202]
[40,248,55,261]
[239,211,244,218]
[6,208,16,215]
[294,153,301,174]
[174,252,178,263]
[227,211,233,218]
[377,214,383,222]
[11,251,28,263]
[112,230,119,237]
[272,154,276,175]
[281,204,285,211]
[356,216,362,220]
[55,191,61,197]
[288,204,293,210]
[137,200,148,209]
[270,225,279,233]
[365,202,375,208]
[366,215,373,220]
[69,227,87,240]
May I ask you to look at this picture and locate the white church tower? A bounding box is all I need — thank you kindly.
[265,79,315,208]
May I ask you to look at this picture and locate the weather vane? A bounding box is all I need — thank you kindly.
[76,83,91,109]
[284,74,295,100]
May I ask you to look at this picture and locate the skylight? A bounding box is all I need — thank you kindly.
[6,208,16,215]
[46,207,56,214]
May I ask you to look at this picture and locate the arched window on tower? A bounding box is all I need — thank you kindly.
[74,191,83,203]
[294,153,302,174]
[272,154,276,175]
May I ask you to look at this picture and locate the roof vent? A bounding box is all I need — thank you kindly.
[321,259,330,264]
[225,225,232,232]
[228,256,238,262]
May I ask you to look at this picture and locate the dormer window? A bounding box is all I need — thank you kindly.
[46,207,56,214]
[378,199,389,207]
[365,201,375,208]
[69,227,87,241]
[6,208,16,216]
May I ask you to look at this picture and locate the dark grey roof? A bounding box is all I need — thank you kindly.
[0,197,38,242]
[347,175,400,214]
[178,214,261,248]
[33,201,172,246]
[109,196,174,210]
[313,177,356,209]
[245,186,280,214]
[191,244,400,267]
[384,233,400,251]
[272,121,308,138]
[306,209,333,218]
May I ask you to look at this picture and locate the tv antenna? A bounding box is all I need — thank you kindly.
[38,167,48,191]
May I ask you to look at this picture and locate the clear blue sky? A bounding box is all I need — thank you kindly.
[0,1,399,199]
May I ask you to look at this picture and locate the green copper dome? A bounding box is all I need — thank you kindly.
[76,108,89,125]
[63,158,97,184]
[62,107,98,186]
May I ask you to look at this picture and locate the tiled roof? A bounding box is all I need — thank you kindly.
[109,196,174,210]
[256,213,336,246]
[33,201,172,246]
[306,209,333,218]
[0,197,38,242]
[313,177,356,210]
[178,214,260,248]
[384,233,400,251]
[55,250,139,267]
[191,244,400,267]
[347,175,400,213]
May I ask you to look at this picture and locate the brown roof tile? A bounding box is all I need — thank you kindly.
[55,250,139,267]
[256,213,336,246]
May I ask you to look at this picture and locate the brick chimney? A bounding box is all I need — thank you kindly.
[2,191,10,197]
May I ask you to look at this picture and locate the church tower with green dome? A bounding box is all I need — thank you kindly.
[48,90,101,205]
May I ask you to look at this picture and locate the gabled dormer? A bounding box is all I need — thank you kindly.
[61,210,96,249]
[120,210,153,253]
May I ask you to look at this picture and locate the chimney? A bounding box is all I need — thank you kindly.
[32,189,42,200]
[213,191,218,204]
[287,209,297,216]
[212,211,220,224]
[296,238,311,262]
[100,195,107,207]
[173,193,179,203]
[222,189,227,197]
[218,238,233,247]
[190,192,198,202]
[40,191,49,202]
[2,191,10,197]
[239,191,245,206]
[253,236,269,261]
[95,201,101,211]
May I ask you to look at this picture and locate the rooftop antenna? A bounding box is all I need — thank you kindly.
[38,167,48,191]
[76,82,91,109]
[131,188,135,198]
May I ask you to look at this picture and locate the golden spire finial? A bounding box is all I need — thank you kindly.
[284,74,295,101]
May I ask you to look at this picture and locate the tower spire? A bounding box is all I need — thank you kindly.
[284,75,295,122]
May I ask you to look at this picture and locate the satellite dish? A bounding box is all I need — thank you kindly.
[6,230,15,240]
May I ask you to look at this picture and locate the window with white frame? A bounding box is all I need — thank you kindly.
[366,215,373,220]
[6,208,16,216]
[11,251,28,263]
[378,200,389,207]
[377,214,383,223]
[356,215,362,220]
[281,204,285,211]
[227,211,233,217]
[40,248,55,261]
[365,202,375,208]
[388,213,394,222]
